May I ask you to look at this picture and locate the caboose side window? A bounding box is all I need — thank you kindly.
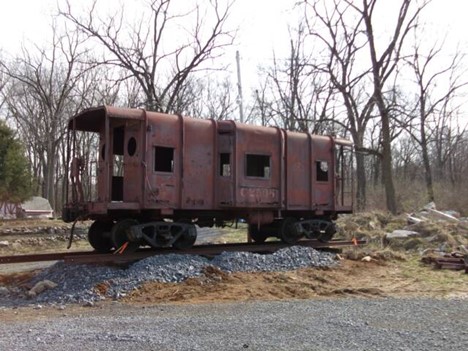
[316,161,329,181]
[219,153,231,177]
[246,154,270,178]
[154,146,174,172]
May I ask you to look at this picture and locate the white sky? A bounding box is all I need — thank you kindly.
[1,0,468,99]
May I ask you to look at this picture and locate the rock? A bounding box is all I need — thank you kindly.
[0,286,9,296]
[427,209,459,223]
[0,240,9,247]
[423,202,437,210]
[27,280,58,298]
[386,230,421,240]
[11,242,22,250]
[83,300,94,307]
[361,256,372,262]
[407,215,425,225]
[442,210,461,218]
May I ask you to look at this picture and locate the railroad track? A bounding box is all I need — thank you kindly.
[434,256,468,273]
[0,239,366,265]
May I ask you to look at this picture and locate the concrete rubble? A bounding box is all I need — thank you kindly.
[380,202,468,252]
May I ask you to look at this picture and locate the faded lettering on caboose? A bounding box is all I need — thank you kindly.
[239,187,279,205]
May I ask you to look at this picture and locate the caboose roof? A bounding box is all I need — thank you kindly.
[68,105,145,132]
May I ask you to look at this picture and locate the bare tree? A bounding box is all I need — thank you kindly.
[356,0,429,213]
[60,0,236,113]
[305,0,376,211]
[404,40,467,202]
[0,23,95,211]
[431,105,467,185]
[249,78,274,126]
[0,53,7,113]
[203,78,236,120]
[258,25,334,134]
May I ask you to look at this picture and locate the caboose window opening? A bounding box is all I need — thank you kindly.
[219,153,231,177]
[246,154,270,178]
[154,146,174,172]
[111,126,125,176]
[316,160,329,181]
[127,137,137,156]
[112,126,125,155]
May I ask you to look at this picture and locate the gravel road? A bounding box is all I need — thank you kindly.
[1,297,466,350]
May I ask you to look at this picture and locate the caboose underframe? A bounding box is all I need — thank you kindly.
[63,106,353,252]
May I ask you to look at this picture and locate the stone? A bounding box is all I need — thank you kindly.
[0,286,9,296]
[27,280,58,298]
[427,209,459,223]
[423,202,437,210]
[0,240,9,247]
[361,256,372,262]
[386,230,421,240]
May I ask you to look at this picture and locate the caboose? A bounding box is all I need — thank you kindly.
[63,106,353,252]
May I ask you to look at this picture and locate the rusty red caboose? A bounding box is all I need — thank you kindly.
[63,106,353,252]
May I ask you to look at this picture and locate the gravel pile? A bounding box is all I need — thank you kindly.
[3,246,337,305]
[211,246,336,272]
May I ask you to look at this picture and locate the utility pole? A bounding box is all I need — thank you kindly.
[236,50,244,123]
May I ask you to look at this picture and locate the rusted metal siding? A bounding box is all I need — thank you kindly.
[216,121,236,207]
[181,118,216,209]
[97,125,108,203]
[144,112,181,209]
[122,119,144,203]
[285,131,312,210]
[310,135,335,212]
[234,124,281,208]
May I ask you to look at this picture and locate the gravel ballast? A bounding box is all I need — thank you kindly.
[0,298,466,351]
[1,246,337,305]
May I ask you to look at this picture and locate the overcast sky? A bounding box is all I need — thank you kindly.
[1,0,467,100]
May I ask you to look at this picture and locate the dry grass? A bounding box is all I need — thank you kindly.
[337,210,468,254]
[366,180,468,217]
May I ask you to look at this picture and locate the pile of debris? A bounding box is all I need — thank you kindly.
[337,204,468,257]
[421,252,468,273]
[386,202,468,252]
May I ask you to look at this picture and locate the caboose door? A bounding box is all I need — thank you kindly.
[217,132,235,207]
[122,120,144,203]
[311,136,334,211]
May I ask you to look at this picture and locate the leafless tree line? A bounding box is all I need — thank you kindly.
[0,0,466,215]
[250,0,467,213]
[0,0,236,212]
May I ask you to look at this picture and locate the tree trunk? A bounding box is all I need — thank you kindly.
[420,120,434,202]
[380,109,397,214]
[355,151,367,211]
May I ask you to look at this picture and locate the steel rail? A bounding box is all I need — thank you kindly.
[0,250,96,265]
[434,256,467,272]
[0,239,366,265]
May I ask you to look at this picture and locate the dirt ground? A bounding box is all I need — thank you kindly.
[1,254,466,324]
[122,257,468,305]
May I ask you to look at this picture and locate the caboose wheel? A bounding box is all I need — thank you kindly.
[111,219,140,253]
[248,224,267,243]
[88,220,113,253]
[280,217,301,244]
[172,224,197,250]
[172,224,197,249]
[319,222,336,242]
